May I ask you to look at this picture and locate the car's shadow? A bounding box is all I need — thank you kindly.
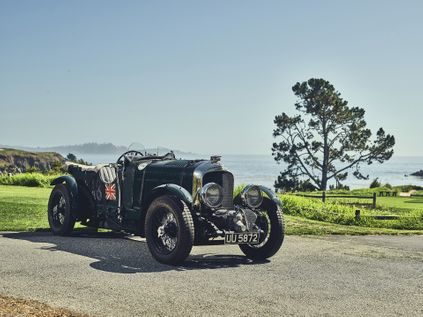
[2,231,269,274]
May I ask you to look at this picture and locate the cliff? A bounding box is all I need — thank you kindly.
[0,148,65,173]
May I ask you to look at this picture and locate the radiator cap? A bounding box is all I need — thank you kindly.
[210,155,221,163]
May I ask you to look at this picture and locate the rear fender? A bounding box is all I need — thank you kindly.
[51,175,78,211]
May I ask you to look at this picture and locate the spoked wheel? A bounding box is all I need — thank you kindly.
[250,212,272,248]
[145,196,194,265]
[48,184,75,235]
[239,198,284,260]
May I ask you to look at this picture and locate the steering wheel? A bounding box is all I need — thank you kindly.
[116,150,144,164]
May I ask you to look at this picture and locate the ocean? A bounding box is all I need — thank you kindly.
[68,153,423,190]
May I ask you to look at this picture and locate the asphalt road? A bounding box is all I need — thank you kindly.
[1,232,422,316]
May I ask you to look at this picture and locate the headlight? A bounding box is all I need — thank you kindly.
[200,182,223,208]
[242,185,263,208]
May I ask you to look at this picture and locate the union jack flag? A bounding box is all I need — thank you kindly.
[105,183,116,200]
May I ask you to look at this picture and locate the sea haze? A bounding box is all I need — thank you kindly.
[64,153,423,190]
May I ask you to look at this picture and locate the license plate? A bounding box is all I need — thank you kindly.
[224,232,260,245]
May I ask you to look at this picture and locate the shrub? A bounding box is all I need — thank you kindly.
[370,178,381,188]
[233,184,246,197]
[395,185,423,192]
[0,173,59,187]
[329,183,350,190]
[280,195,358,226]
[279,194,423,230]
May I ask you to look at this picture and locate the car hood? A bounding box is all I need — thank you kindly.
[142,159,225,193]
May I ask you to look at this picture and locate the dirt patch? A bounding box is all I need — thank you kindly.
[0,294,90,317]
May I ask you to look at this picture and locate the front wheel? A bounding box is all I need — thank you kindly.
[239,198,284,260]
[145,196,194,265]
[48,184,76,235]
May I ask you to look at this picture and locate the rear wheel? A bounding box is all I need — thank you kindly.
[145,196,194,265]
[48,184,76,235]
[239,198,284,260]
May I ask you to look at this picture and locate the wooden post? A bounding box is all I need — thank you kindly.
[322,191,326,203]
[372,193,377,209]
[355,209,361,221]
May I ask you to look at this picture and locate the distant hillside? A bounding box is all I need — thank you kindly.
[0,143,197,156]
[0,148,64,173]
[26,143,127,155]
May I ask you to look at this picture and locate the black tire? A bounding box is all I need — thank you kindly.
[145,196,194,265]
[239,198,284,260]
[48,184,76,235]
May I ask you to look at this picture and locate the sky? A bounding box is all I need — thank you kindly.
[1,0,423,155]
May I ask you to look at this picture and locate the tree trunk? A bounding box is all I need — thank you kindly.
[321,166,328,190]
[321,120,329,190]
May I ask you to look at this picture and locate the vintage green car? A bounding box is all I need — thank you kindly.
[48,148,284,265]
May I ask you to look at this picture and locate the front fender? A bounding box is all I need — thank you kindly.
[257,185,282,208]
[139,184,193,238]
[51,175,78,210]
[234,184,282,209]
[148,184,193,208]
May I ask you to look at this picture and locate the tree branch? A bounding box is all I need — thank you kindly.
[293,124,322,170]
[327,154,368,180]
[287,127,321,188]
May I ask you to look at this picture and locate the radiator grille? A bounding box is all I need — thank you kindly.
[203,171,234,209]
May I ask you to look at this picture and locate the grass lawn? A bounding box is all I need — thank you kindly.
[0,185,51,231]
[377,196,423,213]
[286,215,423,235]
[1,185,423,235]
